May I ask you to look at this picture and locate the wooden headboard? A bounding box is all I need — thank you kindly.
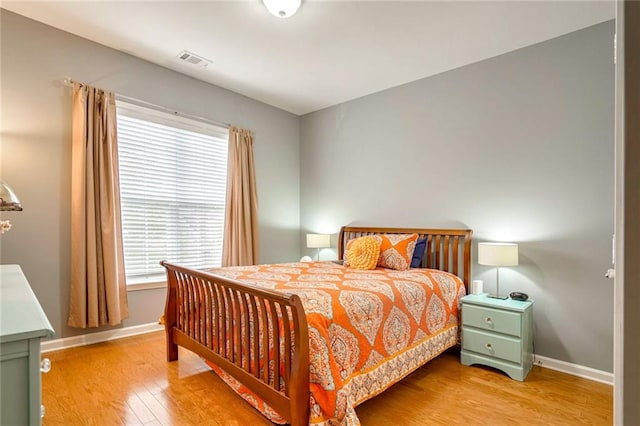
[338,226,473,289]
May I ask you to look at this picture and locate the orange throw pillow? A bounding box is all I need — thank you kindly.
[377,233,419,271]
[345,236,381,270]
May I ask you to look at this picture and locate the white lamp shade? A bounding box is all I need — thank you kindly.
[263,0,301,18]
[478,243,518,266]
[306,233,330,249]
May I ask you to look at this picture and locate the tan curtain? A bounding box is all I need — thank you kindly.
[68,82,128,328]
[222,126,259,266]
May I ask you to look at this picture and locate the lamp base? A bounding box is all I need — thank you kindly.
[487,294,509,300]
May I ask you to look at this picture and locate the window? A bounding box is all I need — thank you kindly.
[116,102,229,286]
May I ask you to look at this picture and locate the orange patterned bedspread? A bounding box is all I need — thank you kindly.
[205,261,466,425]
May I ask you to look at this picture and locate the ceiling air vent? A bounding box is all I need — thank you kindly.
[176,50,212,69]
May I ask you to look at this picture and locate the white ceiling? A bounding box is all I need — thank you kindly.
[2,1,614,115]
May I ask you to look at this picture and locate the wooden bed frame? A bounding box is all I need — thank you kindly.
[161,226,472,426]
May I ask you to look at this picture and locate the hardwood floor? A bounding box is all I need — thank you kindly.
[42,331,612,425]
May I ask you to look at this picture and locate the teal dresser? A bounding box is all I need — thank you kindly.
[460,293,534,381]
[1,265,54,425]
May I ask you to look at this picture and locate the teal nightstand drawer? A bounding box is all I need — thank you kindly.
[462,304,521,337]
[462,328,521,364]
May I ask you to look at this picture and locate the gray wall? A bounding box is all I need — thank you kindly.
[300,22,615,372]
[0,10,300,339]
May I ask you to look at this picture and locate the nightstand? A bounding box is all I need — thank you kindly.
[460,293,534,381]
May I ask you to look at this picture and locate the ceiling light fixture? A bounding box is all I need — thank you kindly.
[263,0,301,18]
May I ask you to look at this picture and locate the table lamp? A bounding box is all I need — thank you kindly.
[0,180,23,234]
[306,233,330,261]
[478,242,518,299]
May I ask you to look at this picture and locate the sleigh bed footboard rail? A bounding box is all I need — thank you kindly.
[161,261,310,426]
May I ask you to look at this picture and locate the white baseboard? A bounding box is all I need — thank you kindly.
[534,354,613,385]
[41,322,163,353]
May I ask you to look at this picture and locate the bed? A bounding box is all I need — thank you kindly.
[161,226,472,425]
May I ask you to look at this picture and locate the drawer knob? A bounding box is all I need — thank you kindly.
[485,343,494,352]
[40,358,52,373]
[484,317,493,324]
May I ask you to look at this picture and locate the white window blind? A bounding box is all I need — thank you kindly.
[116,102,229,285]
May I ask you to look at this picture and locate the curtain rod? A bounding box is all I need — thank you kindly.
[62,77,231,129]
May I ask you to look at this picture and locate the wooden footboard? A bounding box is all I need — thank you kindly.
[161,261,310,426]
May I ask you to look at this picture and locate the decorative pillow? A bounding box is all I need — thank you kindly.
[377,233,419,271]
[344,236,381,270]
[410,237,427,268]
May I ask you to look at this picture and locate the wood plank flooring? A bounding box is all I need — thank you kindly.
[42,331,612,425]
